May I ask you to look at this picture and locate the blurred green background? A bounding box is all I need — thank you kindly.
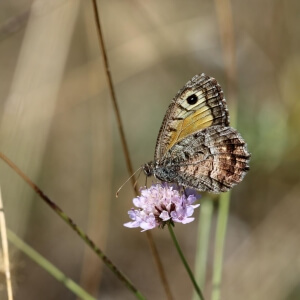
[0,0,299,299]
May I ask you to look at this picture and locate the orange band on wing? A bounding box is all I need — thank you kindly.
[166,109,214,152]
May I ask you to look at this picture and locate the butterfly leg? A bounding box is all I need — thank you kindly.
[183,187,188,198]
[177,184,188,197]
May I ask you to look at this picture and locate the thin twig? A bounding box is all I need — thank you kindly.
[91,0,137,193]
[0,152,145,300]
[91,1,173,299]
[0,188,13,300]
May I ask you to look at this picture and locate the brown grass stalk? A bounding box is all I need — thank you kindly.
[0,188,13,300]
[91,1,173,299]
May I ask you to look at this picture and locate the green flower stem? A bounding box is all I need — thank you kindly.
[193,196,213,298]
[212,0,237,297]
[167,224,205,300]
[211,191,230,300]
[7,229,96,300]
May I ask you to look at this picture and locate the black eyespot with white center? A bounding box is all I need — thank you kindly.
[186,94,198,105]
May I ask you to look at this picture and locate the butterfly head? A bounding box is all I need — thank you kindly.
[143,161,155,177]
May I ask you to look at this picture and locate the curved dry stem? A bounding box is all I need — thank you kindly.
[91,1,173,299]
[91,0,137,193]
[0,188,13,300]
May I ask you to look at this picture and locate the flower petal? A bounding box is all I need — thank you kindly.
[160,210,171,221]
[124,183,200,230]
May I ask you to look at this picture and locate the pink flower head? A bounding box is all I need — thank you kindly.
[124,183,200,231]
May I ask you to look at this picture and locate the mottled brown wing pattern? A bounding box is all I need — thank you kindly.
[154,73,229,160]
[158,126,250,193]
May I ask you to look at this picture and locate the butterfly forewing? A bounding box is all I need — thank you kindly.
[154,73,229,160]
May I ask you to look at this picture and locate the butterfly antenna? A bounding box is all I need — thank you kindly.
[116,167,142,198]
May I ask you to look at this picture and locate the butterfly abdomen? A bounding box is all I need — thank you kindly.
[143,160,180,183]
[154,161,180,183]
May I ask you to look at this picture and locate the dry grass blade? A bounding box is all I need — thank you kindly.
[0,188,13,300]
[91,1,173,299]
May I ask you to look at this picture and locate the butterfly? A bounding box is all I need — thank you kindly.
[142,73,250,193]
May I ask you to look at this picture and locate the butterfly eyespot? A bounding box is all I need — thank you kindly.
[186,94,198,105]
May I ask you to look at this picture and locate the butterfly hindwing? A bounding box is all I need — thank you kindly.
[159,126,250,193]
[154,74,229,160]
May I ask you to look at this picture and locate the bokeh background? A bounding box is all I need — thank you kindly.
[0,0,299,299]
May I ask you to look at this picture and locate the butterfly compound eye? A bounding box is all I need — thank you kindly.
[186,94,198,105]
